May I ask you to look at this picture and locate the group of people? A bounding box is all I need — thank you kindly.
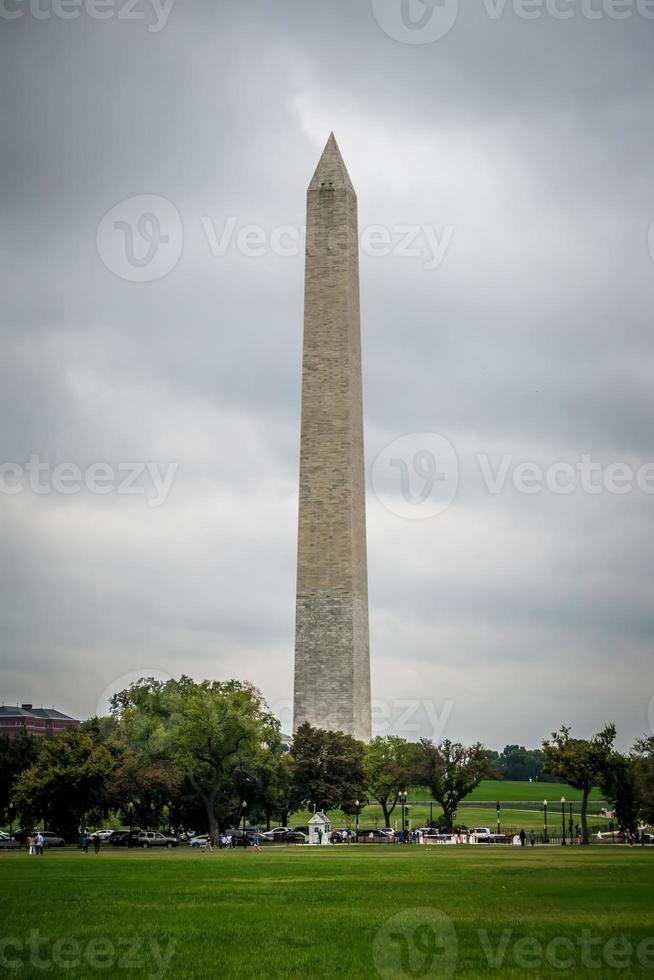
[26,832,44,855]
[204,832,261,851]
[79,830,101,853]
[328,829,354,844]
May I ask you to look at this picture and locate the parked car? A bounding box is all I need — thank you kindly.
[262,828,307,843]
[357,829,394,841]
[470,827,495,842]
[109,830,141,848]
[224,828,261,847]
[188,834,211,848]
[12,828,65,847]
[136,831,178,849]
[90,829,114,841]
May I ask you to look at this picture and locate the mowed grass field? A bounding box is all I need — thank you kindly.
[2,846,653,979]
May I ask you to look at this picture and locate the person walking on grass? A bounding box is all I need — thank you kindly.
[35,832,44,855]
[530,831,536,847]
[250,832,261,853]
[93,834,101,854]
[80,831,89,854]
[519,829,526,846]
[27,833,36,856]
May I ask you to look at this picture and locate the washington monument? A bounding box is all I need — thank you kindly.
[292,133,372,742]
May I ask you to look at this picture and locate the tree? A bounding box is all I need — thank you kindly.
[0,731,42,824]
[542,724,616,844]
[632,736,654,827]
[13,719,117,840]
[497,745,546,782]
[108,755,183,831]
[289,723,367,814]
[365,736,419,827]
[111,676,281,842]
[600,753,639,835]
[415,739,498,832]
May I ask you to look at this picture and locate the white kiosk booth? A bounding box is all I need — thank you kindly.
[308,811,331,845]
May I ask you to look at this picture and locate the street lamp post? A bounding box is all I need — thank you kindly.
[354,800,360,839]
[543,800,548,843]
[8,803,14,839]
[241,801,247,831]
[400,791,407,840]
[560,797,566,845]
[569,803,574,844]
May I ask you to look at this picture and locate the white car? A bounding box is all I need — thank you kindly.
[90,829,114,841]
[188,834,211,848]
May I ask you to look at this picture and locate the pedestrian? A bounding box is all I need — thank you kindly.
[530,831,536,847]
[251,832,261,853]
[93,834,101,854]
[27,833,36,856]
[519,829,526,847]
[80,831,89,854]
[35,831,44,855]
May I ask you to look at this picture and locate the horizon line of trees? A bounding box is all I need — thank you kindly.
[1,675,652,845]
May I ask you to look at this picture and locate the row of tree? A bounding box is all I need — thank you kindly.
[1,676,653,845]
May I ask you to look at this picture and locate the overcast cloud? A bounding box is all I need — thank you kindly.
[1,0,653,751]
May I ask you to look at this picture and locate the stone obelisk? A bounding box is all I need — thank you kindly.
[293,133,372,742]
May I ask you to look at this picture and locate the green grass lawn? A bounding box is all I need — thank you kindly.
[1,846,653,978]
[290,781,608,833]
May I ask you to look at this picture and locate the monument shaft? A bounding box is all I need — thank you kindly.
[293,134,372,741]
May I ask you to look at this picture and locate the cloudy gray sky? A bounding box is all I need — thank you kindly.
[1,0,653,751]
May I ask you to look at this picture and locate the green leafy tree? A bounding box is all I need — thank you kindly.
[13,719,117,840]
[0,731,42,824]
[415,739,498,832]
[542,724,616,844]
[365,736,419,827]
[632,736,654,827]
[600,753,639,834]
[289,723,367,814]
[111,676,281,841]
[108,755,184,831]
[497,745,546,782]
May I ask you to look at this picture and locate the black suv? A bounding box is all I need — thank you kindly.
[109,830,141,847]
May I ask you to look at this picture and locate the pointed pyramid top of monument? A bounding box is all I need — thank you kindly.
[308,132,356,194]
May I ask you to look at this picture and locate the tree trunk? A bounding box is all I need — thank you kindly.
[381,802,391,827]
[581,786,589,845]
[440,799,456,832]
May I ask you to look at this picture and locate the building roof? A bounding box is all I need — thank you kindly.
[308,811,330,825]
[0,705,40,718]
[29,707,77,721]
[0,704,78,722]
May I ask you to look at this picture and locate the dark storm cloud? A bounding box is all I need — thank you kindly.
[1,0,653,749]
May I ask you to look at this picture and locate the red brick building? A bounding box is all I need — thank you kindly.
[0,703,80,738]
